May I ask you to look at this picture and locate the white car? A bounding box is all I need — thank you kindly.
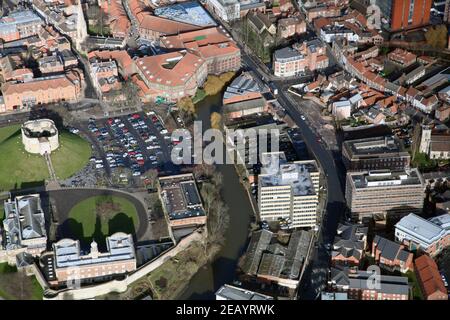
[146,111,155,116]
[95,163,104,169]
[300,115,306,121]
[160,129,168,134]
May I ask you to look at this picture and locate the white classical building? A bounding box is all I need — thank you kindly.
[21,119,59,155]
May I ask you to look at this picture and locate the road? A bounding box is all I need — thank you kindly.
[240,45,346,300]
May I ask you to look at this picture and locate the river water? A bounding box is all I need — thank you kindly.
[178,93,253,299]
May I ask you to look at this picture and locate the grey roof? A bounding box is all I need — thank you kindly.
[395,213,448,247]
[54,233,135,268]
[259,161,316,196]
[2,194,47,250]
[332,223,367,261]
[373,235,409,262]
[216,284,273,300]
[258,253,285,277]
[223,72,262,101]
[331,267,409,295]
[273,46,302,61]
[240,229,273,275]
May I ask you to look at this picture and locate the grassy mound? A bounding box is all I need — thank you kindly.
[0,125,91,191]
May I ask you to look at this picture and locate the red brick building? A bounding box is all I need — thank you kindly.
[382,0,432,31]
[372,235,413,273]
[415,255,448,300]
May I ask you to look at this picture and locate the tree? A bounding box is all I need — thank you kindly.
[210,112,222,130]
[145,169,158,189]
[425,24,448,49]
[177,97,196,115]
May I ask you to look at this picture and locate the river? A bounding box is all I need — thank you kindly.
[178,93,254,299]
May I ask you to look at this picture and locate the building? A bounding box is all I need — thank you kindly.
[342,135,411,171]
[395,213,450,256]
[376,0,432,31]
[239,229,313,288]
[51,233,136,286]
[1,72,82,111]
[372,235,413,272]
[154,1,217,27]
[415,254,448,300]
[328,267,409,300]
[420,126,450,160]
[258,152,319,228]
[89,60,121,97]
[247,11,276,35]
[277,16,306,39]
[345,168,425,221]
[222,72,266,118]
[387,48,417,67]
[207,0,240,22]
[159,27,241,75]
[21,119,59,155]
[38,54,65,75]
[135,51,208,103]
[331,223,368,267]
[158,174,206,229]
[206,0,266,22]
[1,194,47,263]
[273,39,329,77]
[0,10,43,43]
[216,284,274,300]
[332,100,352,120]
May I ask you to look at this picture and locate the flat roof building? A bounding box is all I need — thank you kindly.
[395,213,450,256]
[345,168,425,221]
[158,174,206,229]
[259,152,319,228]
[216,284,274,300]
[342,135,411,172]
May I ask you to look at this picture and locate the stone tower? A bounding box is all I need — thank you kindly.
[90,240,99,259]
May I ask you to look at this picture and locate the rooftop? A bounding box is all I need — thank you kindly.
[259,153,316,196]
[53,233,135,268]
[154,1,216,27]
[3,194,47,250]
[159,174,205,221]
[396,213,450,245]
[216,284,273,300]
[349,168,423,189]
[344,135,407,157]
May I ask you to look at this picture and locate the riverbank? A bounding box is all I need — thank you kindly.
[178,91,253,299]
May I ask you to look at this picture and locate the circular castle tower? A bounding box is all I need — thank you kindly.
[21,119,59,155]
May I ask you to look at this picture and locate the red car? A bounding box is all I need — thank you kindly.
[151,116,158,122]
[132,114,140,119]
[137,160,145,165]
[107,118,114,125]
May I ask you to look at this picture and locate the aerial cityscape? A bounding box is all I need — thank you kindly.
[0,0,450,304]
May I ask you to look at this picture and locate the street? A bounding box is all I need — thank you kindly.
[240,49,346,299]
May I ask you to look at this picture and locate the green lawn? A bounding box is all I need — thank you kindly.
[0,126,91,191]
[192,88,206,104]
[51,131,92,179]
[0,263,43,300]
[68,195,139,244]
[406,270,424,300]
